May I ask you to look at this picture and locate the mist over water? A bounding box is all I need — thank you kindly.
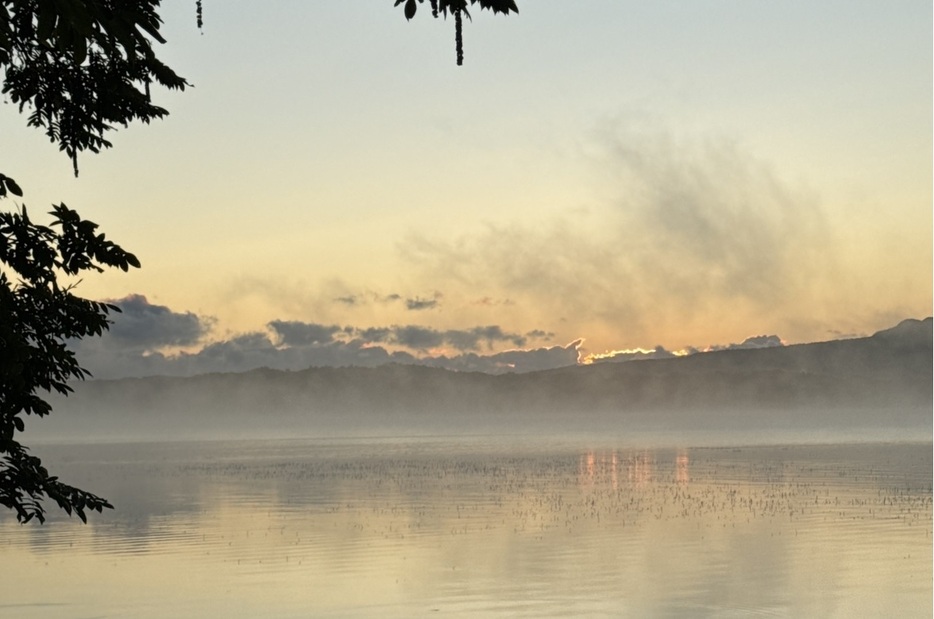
[8,320,930,616]
[3,438,931,618]
[34,317,932,447]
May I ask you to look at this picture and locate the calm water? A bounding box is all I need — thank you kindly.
[1,438,931,618]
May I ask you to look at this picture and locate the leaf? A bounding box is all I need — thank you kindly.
[405,0,418,20]
[135,19,168,45]
[36,6,58,42]
[72,38,87,65]
[4,177,23,197]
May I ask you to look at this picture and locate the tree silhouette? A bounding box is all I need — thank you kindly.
[0,0,184,523]
[1,0,189,175]
[0,0,520,523]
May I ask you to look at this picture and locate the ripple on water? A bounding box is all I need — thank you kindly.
[1,439,930,619]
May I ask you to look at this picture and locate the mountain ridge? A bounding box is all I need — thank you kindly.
[36,318,932,443]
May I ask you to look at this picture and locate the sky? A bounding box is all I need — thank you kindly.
[2,1,931,378]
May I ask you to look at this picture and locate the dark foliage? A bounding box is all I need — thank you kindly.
[0,0,189,175]
[0,0,178,523]
[0,183,141,522]
[0,0,518,523]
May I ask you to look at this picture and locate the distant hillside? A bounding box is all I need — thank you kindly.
[35,318,932,443]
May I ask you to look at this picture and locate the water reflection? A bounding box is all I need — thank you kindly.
[2,440,931,618]
[576,448,693,490]
[676,450,690,484]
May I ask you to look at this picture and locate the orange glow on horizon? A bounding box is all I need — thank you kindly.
[581,347,693,365]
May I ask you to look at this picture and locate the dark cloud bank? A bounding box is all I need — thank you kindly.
[72,296,797,380]
[72,295,582,379]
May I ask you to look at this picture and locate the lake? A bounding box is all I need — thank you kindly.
[1,438,931,618]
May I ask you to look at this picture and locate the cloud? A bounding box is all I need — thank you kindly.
[392,325,445,350]
[443,325,527,351]
[268,320,341,346]
[104,294,212,350]
[735,335,783,349]
[69,300,579,379]
[406,297,439,311]
[483,340,582,373]
[332,291,405,307]
[75,332,582,379]
[705,334,784,352]
[192,332,278,368]
[419,340,583,374]
[72,295,812,378]
[181,333,409,374]
[356,326,393,343]
[405,290,443,311]
[346,323,528,352]
[398,124,832,345]
[471,296,514,307]
[68,297,787,381]
[601,128,828,303]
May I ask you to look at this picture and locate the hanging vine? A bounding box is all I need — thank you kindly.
[454,7,464,65]
[395,0,519,65]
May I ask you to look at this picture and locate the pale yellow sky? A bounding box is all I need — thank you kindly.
[2,1,930,374]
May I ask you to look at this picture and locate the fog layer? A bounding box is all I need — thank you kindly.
[35,318,932,445]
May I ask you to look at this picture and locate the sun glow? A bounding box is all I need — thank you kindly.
[584,348,658,364]
[581,347,693,365]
